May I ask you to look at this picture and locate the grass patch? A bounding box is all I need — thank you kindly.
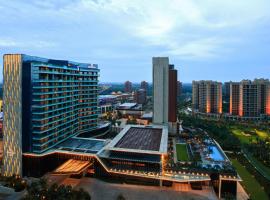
[255,129,268,139]
[231,158,268,200]
[230,126,269,144]
[176,143,189,161]
[231,128,252,144]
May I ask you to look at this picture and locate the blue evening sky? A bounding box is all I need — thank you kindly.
[0,0,269,83]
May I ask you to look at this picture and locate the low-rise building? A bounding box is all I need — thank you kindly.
[116,103,143,118]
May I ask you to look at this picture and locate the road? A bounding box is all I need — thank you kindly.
[243,151,270,181]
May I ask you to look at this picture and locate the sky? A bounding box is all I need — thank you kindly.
[0,0,270,83]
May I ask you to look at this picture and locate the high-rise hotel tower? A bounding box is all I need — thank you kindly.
[2,54,99,176]
[152,57,178,132]
[192,81,222,114]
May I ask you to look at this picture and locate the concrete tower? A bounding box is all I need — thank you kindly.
[152,57,169,124]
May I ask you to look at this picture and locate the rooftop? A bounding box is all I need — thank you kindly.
[117,103,137,109]
[56,137,107,154]
[99,95,117,99]
[116,127,162,151]
[11,54,99,69]
[106,125,168,154]
[53,159,92,175]
[141,112,153,119]
[116,103,143,110]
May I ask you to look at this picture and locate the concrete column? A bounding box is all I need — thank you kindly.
[218,178,222,199]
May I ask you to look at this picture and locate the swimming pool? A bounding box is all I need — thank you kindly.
[209,146,225,161]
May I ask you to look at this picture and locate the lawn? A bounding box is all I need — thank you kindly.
[176,143,189,161]
[255,129,269,139]
[230,126,269,144]
[231,158,268,200]
[231,128,252,144]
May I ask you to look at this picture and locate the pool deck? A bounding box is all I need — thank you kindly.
[209,146,224,161]
[200,140,230,167]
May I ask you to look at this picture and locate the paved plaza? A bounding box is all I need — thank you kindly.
[45,174,218,200]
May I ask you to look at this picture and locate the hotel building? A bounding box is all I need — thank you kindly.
[229,79,270,118]
[192,81,222,114]
[2,54,99,176]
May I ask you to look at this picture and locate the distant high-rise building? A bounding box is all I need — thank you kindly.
[222,82,231,113]
[135,89,147,104]
[177,81,182,99]
[152,57,178,124]
[124,81,132,93]
[229,82,241,116]
[140,81,149,93]
[229,79,270,117]
[224,82,231,101]
[254,79,270,115]
[192,81,222,114]
[2,54,99,176]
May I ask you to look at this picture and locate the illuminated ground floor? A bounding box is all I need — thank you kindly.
[20,125,243,199]
[22,151,241,199]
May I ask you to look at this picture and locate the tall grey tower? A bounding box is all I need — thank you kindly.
[152,57,169,124]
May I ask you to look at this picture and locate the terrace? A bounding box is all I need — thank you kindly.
[165,127,236,178]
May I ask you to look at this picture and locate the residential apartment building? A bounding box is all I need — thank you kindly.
[228,79,270,118]
[192,81,222,114]
[229,82,241,116]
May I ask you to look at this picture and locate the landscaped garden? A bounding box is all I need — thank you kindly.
[176,143,189,161]
[180,113,270,198]
[230,125,269,144]
[230,125,270,179]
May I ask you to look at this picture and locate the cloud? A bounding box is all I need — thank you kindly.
[46,0,269,59]
[0,0,270,82]
[0,38,18,47]
[0,37,57,48]
[167,38,223,59]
